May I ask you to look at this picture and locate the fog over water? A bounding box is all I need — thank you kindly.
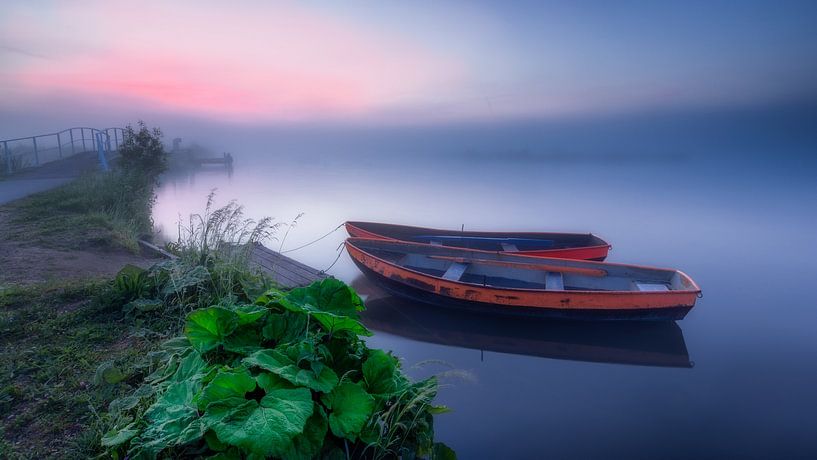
[152,107,817,458]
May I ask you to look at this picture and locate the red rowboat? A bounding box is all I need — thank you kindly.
[345,238,701,321]
[345,221,611,261]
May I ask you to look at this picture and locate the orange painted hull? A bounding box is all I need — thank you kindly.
[345,221,611,261]
[345,238,700,321]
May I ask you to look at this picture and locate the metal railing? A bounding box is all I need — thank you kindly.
[1,127,126,175]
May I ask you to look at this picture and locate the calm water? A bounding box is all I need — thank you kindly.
[153,124,817,458]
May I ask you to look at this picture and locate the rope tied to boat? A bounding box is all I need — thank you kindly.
[318,241,347,275]
[281,222,344,254]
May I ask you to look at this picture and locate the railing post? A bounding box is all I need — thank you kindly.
[113,128,119,151]
[106,129,112,152]
[82,128,87,151]
[57,132,63,158]
[3,141,10,174]
[96,132,109,171]
[32,136,39,165]
[70,129,75,155]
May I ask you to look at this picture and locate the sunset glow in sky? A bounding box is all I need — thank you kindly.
[1,0,816,124]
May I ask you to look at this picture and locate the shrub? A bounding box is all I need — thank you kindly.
[101,279,453,459]
[119,121,167,175]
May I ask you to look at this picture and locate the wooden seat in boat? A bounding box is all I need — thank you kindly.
[443,262,470,281]
[501,242,519,251]
[546,272,564,290]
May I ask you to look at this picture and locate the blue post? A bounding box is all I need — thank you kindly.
[32,137,39,165]
[82,128,87,151]
[70,129,75,155]
[96,132,109,171]
[57,133,63,158]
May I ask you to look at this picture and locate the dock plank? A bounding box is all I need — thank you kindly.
[249,243,327,289]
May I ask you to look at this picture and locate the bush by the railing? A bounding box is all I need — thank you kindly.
[119,121,167,175]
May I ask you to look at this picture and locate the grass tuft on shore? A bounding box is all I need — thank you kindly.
[8,171,155,253]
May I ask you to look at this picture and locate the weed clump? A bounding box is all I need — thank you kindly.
[101,278,452,459]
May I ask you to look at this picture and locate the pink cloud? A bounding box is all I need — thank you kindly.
[1,1,462,121]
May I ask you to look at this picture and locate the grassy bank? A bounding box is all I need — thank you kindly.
[0,125,453,457]
[6,170,155,253]
[0,280,161,457]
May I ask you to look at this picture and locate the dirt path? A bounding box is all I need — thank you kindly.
[0,153,164,286]
[0,209,163,286]
[0,152,105,205]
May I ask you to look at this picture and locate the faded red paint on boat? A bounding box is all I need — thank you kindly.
[345,221,611,261]
[345,240,700,312]
[345,222,393,240]
[516,245,610,261]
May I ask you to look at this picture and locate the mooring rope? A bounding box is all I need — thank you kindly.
[281,222,344,254]
[318,242,347,274]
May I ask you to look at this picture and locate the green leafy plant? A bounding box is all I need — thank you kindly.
[112,264,154,303]
[102,278,453,459]
[119,121,167,175]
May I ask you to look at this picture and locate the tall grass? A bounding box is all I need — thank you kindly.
[13,170,156,252]
[158,191,279,313]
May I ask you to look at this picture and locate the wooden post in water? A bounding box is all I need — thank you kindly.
[57,132,63,158]
[32,136,39,165]
[3,141,9,174]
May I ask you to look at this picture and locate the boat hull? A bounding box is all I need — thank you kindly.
[346,243,700,321]
[346,221,611,261]
[351,256,692,321]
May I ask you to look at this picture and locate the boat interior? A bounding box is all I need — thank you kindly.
[354,240,693,293]
[349,221,604,251]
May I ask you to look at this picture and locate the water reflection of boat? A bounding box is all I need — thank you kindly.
[355,278,693,368]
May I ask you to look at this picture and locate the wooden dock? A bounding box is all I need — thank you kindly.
[139,240,327,289]
[249,243,327,288]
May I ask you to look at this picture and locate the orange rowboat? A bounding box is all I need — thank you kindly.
[345,238,701,321]
[345,221,611,261]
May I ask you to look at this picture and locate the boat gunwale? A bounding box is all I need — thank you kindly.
[345,221,611,249]
[345,237,701,297]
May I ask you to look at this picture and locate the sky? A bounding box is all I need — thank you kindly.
[1,0,816,129]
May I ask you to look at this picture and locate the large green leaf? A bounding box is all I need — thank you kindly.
[222,325,263,355]
[204,387,314,457]
[284,406,328,460]
[160,264,210,297]
[310,311,372,337]
[243,349,338,393]
[262,311,308,344]
[185,307,240,353]
[226,303,269,326]
[322,382,375,440]
[286,278,364,317]
[363,349,407,395]
[129,380,204,458]
[433,442,458,460]
[172,351,209,382]
[101,422,138,447]
[196,367,256,411]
